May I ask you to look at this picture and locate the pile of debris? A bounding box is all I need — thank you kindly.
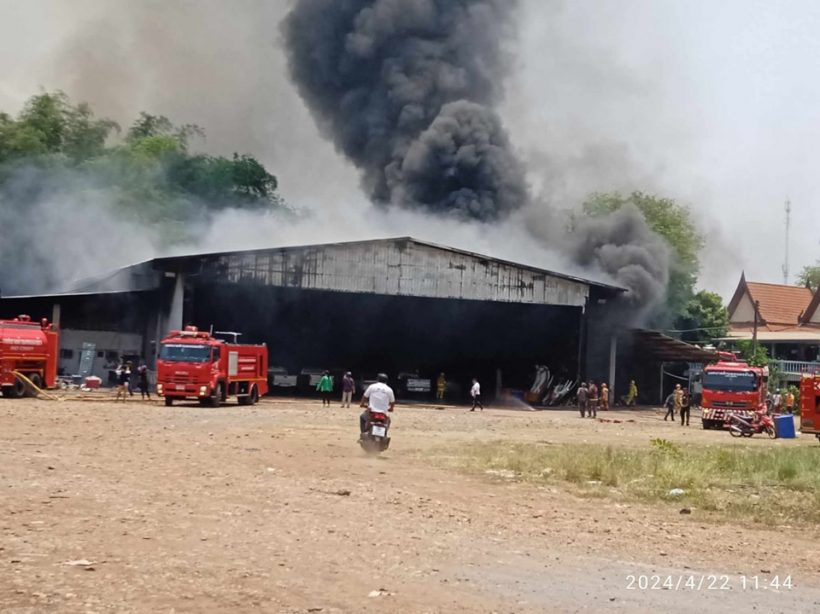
[525,365,577,408]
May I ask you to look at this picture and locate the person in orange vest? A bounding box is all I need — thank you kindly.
[600,382,609,410]
[785,389,795,414]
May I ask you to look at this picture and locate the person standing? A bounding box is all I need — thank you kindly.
[470,378,484,411]
[316,371,333,407]
[125,362,134,397]
[785,389,795,414]
[137,362,151,400]
[673,383,683,417]
[341,371,355,408]
[663,389,676,421]
[772,389,783,414]
[115,362,129,402]
[436,372,447,401]
[587,381,598,418]
[600,382,609,411]
[692,376,703,407]
[577,382,589,418]
[680,391,691,426]
[623,380,638,406]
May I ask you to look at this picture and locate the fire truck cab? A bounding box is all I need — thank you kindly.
[700,352,768,430]
[156,326,268,407]
[799,373,820,441]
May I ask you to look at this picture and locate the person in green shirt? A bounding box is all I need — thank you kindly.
[317,371,334,406]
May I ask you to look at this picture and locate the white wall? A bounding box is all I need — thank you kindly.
[731,291,757,323]
[59,329,144,380]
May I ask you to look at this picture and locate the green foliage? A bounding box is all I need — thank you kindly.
[677,290,730,343]
[449,440,820,523]
[649,438,682,459]
[735,339,769,367]
[126,112,203,151]
[797,262,820,292]
[0,92,119,163]
[581,192,702,322]
[0,91,285,226]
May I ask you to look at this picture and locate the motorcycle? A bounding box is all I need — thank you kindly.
[728,411,775,438]
[359,411,391,453]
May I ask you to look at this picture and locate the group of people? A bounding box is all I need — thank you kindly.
[769,388,795,414]
[576,381,610,418]
[114,361,151,401]
[315,370,357,408]
[663,383,692,426]
[317,371,485,411]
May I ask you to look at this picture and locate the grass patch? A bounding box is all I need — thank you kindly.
[438,440,820,524]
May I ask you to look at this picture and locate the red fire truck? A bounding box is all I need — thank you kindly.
[0,315,59,398]
[156,326,268,407]
[700,352,769,429]
[799,372,820,441]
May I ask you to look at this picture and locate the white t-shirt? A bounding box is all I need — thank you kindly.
[471,382,481,397]
[363,382,395,412]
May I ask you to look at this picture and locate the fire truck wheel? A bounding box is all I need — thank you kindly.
[164,397,174,406]
[7,378,26,398]
[27,373,43,395]
[210,383,223,408]
[249,385,259,405]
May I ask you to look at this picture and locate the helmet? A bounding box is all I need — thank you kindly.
[377,373,388,383]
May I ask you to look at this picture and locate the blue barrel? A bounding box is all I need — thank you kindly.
[774,414,796,439]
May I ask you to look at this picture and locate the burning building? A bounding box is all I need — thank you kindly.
[0,237,626,400]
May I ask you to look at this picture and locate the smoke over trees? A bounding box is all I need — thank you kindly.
[0,92,285,295]
[580,192,701,324]
[283,0,676,320]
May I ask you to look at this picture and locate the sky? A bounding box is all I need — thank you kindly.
[0,0,818,299]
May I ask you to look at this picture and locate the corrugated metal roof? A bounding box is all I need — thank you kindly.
[151,236,625,292]
[631,329,718,362]
[1,237,624,303]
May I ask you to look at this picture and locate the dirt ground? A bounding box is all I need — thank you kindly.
[2,396,819,613]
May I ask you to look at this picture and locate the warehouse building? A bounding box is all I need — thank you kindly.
[0,237,624,399]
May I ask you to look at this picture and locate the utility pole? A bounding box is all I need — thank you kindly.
[782,198,791,284]
[752,299,761,355]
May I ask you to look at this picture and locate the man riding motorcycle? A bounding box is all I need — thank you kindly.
[359,373,395,438]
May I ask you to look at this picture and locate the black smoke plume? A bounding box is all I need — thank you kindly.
[568,204,670,316]
[283,0,672,317]
[282,0,527,220]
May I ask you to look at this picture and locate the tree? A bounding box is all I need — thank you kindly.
[0,91,287,295]
[0,92,119,162]
[677,290,729,344]
[797,261,820,292]
[735,339,769,367]
[581,191,702,322]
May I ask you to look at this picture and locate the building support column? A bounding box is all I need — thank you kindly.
[168,273,184,333]
[51,303,61,328]
[659,362,665,406]
[154,273,186,362]
[608,335,617,402]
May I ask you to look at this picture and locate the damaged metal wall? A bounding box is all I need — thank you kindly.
[190,239,590,307]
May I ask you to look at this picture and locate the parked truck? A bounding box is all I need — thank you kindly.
[156,326,268,407]
[799,372,820,441]
[0,314,59,398]
[700,352,768,429]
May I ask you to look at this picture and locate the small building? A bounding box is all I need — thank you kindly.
[725,273,820,380]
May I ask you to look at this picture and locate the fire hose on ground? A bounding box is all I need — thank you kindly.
[11,370,64,401]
